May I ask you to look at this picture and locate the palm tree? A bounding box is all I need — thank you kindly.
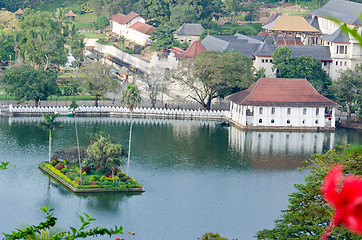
[69,100,82,184]
[39,114,63,163]
[121,83,141,175]
[54,8,66,36]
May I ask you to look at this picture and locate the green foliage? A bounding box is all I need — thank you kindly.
[50,160,58,167]
[329,64,362,120]
[0,161,9,170]
[0,33,15,61]
[272,46,332,95]
[3,205,124,239]
[169,2,199,29]
[87,133,123,170]
[77,61,117,106]
[243,2,261,23]
[1,65,61,105]
[150,23,181,51]
[17,10,67,70]
[89,0,134,16]
[121,83,141,112]
[172,50,254,110]
[93,15,109,30]
[69,100,79,112]
[200,232,236,240]
[256,145,362,239]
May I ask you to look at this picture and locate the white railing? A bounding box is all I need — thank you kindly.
[9,105,229,119]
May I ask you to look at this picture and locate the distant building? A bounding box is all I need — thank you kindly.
[201,34,332,77]
[227,78,340,130]
[109,12,154,46]
[308,0,362,79]
[174,23,205,45]
[174,40,206,59]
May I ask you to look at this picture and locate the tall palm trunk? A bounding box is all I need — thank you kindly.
[48,130,52,163]
[75,118,82,184]
[126,112,133,175]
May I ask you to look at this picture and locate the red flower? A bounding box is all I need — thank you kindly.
[115,238,125,240]
[321,165,362,237]
[128,231,135,235]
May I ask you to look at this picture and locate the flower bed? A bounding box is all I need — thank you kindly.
[39,161,144,193]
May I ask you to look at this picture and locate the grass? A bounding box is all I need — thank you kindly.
[80,32,107,39]
[218,22,263,36]
[74,21,94,30]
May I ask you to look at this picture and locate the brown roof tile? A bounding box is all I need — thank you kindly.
[129,21,155,35]
[228,78,340,107]
[175,40,206,59]
[262,15,320,33]
[110,12,140,25]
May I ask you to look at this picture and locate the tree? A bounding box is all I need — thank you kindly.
[256,145,362,240]
[121,83,141,176]
[150,23,181,51]
[90,0,134,16]
[0,10,19,35]
[17,10,67,70]
[87,134,123,176]
[0,33,15,61]
[329,64,362,121]
[169,2,198,29]
[1,65,60,106]
[93,15,110,31]
[243,1,261,23]
[77,61,118,106]
[39,114,63,163]
[188,0,224,21]
[172,50,254,110]
[223,0,243,22]
[272,46,332,95]
[142,69,167,108]
[53,8,66,36]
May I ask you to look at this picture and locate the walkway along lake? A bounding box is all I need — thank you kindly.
[0,116,361,240]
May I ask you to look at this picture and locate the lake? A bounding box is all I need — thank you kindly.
[0,116,360,240]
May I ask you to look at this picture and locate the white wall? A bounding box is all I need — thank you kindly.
[230,102,336,128]
[126,28,152,46]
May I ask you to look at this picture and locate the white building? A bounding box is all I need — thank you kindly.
[109,12,155,46]
[227,78,340,130]
[309,0,362,79]
[110,12,145,36]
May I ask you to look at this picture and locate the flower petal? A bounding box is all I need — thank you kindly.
[321,165,344,207]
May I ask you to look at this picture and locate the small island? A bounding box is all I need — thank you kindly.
[39,133,144,193]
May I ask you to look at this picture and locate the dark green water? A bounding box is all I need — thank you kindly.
[0,116,360,240]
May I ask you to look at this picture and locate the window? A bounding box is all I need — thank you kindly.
[259,107,263,114]
[302,119,306,124]
[265,59,268,63]
[336,61,338,66]
[270,59,273,63]
[345,61,347,66]
[315,119,319,124]
[287,108,291,115]
[259,118,262,123]
[323,61,327,66]
[287,119,290,124]
[337,46,347,54]
[340,61,342,66]
[261,59,264,63]
[271,107,275,115]
[271,119,274,123]
[316,108,319,116]
[303,108,307,115]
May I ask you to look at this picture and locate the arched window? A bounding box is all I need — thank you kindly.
[315,119,319,124]
[287,119,291,124]
[259,107,263,115]
[287,108,291,115]
[303,108,307,115]
[259,118,262,123]
[271,107,275,115]
[271,119,274,123]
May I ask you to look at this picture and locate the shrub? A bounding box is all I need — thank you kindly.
[121,176,130,182]
[82,166,91,174]
[54,162,65,170]
[118,172,127,178]
[50,160,58,166]
[60,168,69,174]
[104,172,112,178]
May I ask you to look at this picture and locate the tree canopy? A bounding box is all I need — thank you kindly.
[272,46,332,95]
[77,61,118,106]
[17,10,67,70]
[329,64,362,120]
[172,50,254,110]
[1,64,60,106]
[256,145,362,240]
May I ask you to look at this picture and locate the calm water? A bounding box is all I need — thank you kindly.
[0,116,360,240]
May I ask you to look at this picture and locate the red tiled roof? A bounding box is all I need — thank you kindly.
[129,21,155,35]
[65,10,77,17]
[14,8,23,15]
[110,12,140,25]
[175,40,206,59]
[228,78,340,107]
[169,47,184,54]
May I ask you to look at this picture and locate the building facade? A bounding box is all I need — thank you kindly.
[227,78,340,129]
